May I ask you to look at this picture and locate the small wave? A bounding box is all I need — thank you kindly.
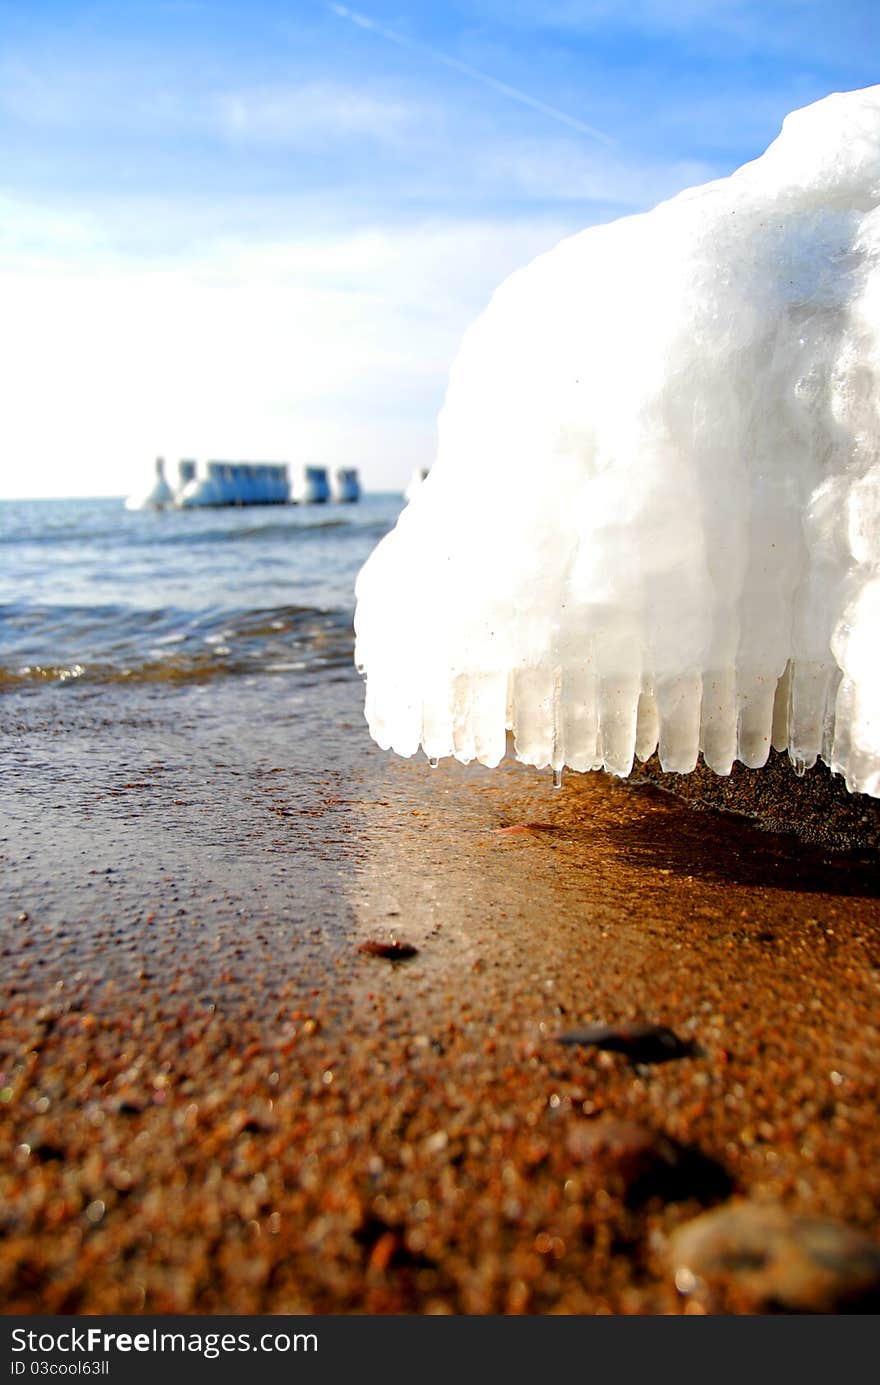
[0,513,392,550]
[0,603,356,689]
[149,517,363,547]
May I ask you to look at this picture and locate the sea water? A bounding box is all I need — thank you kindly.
[0,493,403,692]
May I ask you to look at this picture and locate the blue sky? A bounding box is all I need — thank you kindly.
[1,0,877,496]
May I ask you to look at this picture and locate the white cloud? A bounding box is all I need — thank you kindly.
[215,83,415,146]
[0,52,419,150]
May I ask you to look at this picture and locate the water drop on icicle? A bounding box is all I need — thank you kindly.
[429,757,439,769]
[552,768,563,790]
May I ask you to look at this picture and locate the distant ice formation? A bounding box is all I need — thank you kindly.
[124,457,174,511]
[355,85,880,797]
[330,466,361,503]
[175,461,291,507]
[176,459,197,491]
[290,465,330,504]
[128,459,353,508]
[176,458,220,508]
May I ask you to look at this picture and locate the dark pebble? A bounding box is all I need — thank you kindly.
[669,1200,880,1313]
[239,1116,274,1134]
[30,1142,65,1164]
[557,1021,696,1063]
[358,939,419,961]
[567,1116,732,1208]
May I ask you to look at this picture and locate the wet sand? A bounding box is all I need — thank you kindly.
[2,673,879,1314]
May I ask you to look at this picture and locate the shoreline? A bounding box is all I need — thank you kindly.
[2,674,880,1313]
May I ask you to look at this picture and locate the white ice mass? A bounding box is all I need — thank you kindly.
[354,86,880,797]
[124,457,175,511]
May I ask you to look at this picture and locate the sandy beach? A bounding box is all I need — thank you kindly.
[2,670,880,1314]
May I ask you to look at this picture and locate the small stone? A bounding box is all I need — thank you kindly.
[239,1113,275,1134]
[557,1022,696,1063]
[566,1116,731,1208]
[668,1200,880,1313]
[424,1130,448,1155]
[116,1094,147,1115]
[30,1141,65,1163]
[358,939,419,961]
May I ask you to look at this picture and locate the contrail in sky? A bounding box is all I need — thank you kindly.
[327,3,616,147]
